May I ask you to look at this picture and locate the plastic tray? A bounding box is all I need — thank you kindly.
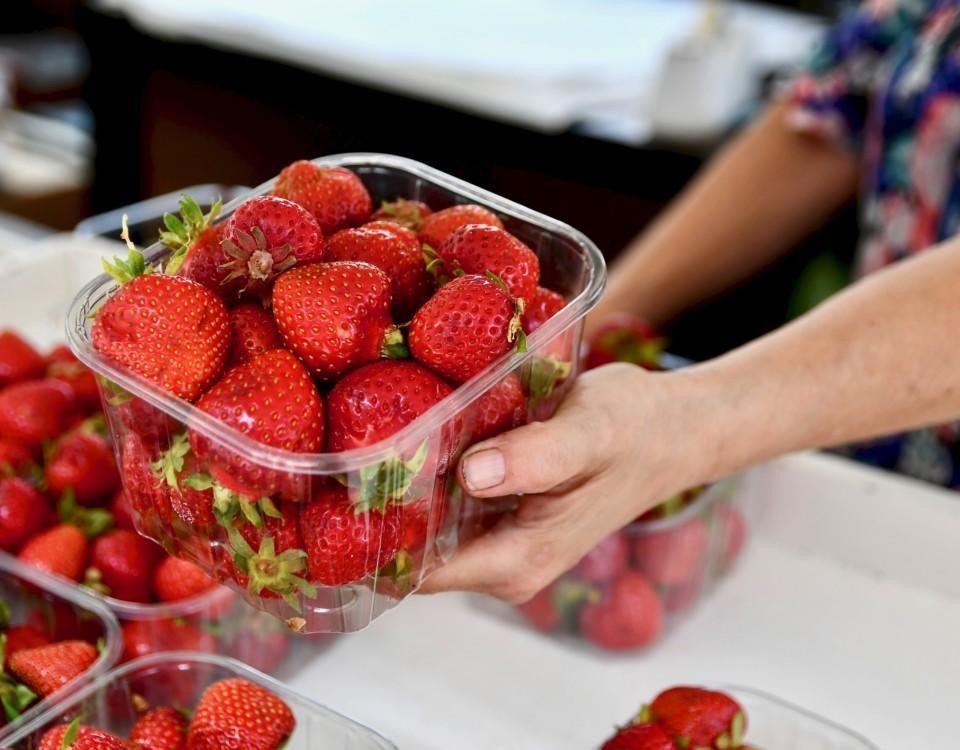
[65,153,606,633]
[0,555,121,742]
[0,651,396,749]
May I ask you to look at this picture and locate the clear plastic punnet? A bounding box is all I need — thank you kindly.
[1,651,397,749]
[65,154,607,633]
[0,554,121,741]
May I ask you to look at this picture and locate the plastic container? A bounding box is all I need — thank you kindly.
[0,555,121,741]
[1,651,396,749]
[511,478,749,650]
[65,153,606,633]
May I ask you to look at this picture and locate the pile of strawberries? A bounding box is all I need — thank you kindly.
[37,676,294,749]
[601,686,753,750]
[88,159,572,611]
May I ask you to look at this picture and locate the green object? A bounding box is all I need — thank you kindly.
[788,252,850,319]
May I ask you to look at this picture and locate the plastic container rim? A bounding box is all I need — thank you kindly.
[626,478,735,535]
[65,153,607,474]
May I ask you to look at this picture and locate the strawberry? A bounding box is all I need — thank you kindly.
[522,286,565,335]
[418,204,503,250]
[574,532,630,583]
[227,304,283,367]
[100,378,179,444]
[272,261,405,380]
[153,556,217,602]
[120,433,172,538]
[8,640,97,696]
[436,224,539,306]
[515,587,560,632]
[174,224,230,298]
[0,379,79,451]
[398,492,446,554]
[39,721,129,750]
[93,245,230,402]
[650,687,746,749]
[18,524,88,582]
[160,194,225,294]
[409,273,523,384]
[87,530,165,603]
[110,489,136,531]
[371,198,433,231]
[661,574,704,615]
[579,572,663,650]
[273,160,371,234]
[585,314,664,371]
[187,677,295,750]
[219,195,325,297]
[45,420,120,506]
[0,439,32,477]
[3,625,52,669]
[326,221,434,320]
[469,373,525,442]
[633,517,709,586]
[46,345,100,413]
[149,433,218,536]
[602,723,677,750]
[0,478,53,552]
[120,619,216,663]
[300,484,401,586]
[129,706,187,750]
[0,330,45,386]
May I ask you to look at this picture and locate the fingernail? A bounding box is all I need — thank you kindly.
[462,448,505,491]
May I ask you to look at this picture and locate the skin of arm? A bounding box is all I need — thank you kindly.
[421,237,960,601]
[586,101,860,334]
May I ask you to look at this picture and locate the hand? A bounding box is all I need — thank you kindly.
[420,363,707,603]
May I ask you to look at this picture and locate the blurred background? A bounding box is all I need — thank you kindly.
[1,0,852,360]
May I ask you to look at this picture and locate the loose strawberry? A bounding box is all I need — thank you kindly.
[8,640,97,697]
[633,517,709,587]
[300,484,401,586]
[574,532,630,583]
[418,204,503,250]
[153,556,217,602]
[219,195,325,297]
[0,439,32,477]
[187,677,295,750]
[3,625,52,669]
[45,419,120,506]
[326,221,434,320]
[39,720,128,750]
[371,198,432,231]
[469,373,525,442]
[161,194,225,294]
[0,379,79,451]
[46,345,101,412]
[227,304,283,367]
[0,478,53,552]
[579,572,663,650]
[110,489,136,531]
[272,261,405,379]
[273,160,371,234]
[129,706,187,750]
[522,286,565,334]
[410,273,524,384]
[87,530,165,603]
[602,723,677,750]
[436,224,539,307]
[0,330,45,386]
[650,687,746,749]
[585,314,664,371]
[18,524,88,582]
[93,242,230,402]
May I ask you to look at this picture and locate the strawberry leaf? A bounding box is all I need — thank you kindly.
[355,441,428,512]
[525,356,572,411]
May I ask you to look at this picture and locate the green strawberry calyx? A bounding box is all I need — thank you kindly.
[59,489,114,539]
[101,215,153,286]
[60,717,82,748]
[221,226,296,289]
[714,712,746,750]
[352,440,429,513]
[525,355,572,411]
[182,472,279,530]
[422,244,449,284]
[151,433,191,491]
[484,271,528,354]
[380,326,409,360]
[162,194,222,274]
[0,671,37,723]
[227,530,316,612]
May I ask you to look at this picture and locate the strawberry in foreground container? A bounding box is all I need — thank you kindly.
[65,154,606,633]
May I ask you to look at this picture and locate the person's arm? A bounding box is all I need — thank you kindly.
[422,236,960,601]
[587,101,859,333]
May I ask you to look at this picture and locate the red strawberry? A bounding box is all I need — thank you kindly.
[153,556,217,602]
[326,221,434,319]
[120,432,172,537]
[0,330,45,386]
[219,195,325,297]
[227,304,283,367]
[398,492,447,554]
[45,422,120,505]
[437,224,539,306]
[111,489,136,531]
[0,378,79,451]
[574,532,630,583]
[39,721,129,750]
[0,439,32,476]
[88,530,165,603]
[130,706,187,750]
[273,160,371,234]
[650,687,746,749]
[150,433,217,536]
[300,484,401,586]
[120,619,216,663]
[418,204,503,250]
[0,478,53,552]
[371,198,433,231]
[410,274,523,384]
[579,572,663,650]
[8,640,97,696]
[585,314,664,371]
[272,261,405,380]
[161,194,228,296]
[515,587,560,632]
[469,373,525,442]
[602,723,677,750]
[101,378,179,444]
[633,517,709,586]
[18,524,88,581]
[187,677,295,750]
[46,345,100,411]
[522,286,565,334]
[3,625,52,669]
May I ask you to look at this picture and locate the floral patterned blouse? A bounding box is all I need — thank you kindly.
[789,0,960,489]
